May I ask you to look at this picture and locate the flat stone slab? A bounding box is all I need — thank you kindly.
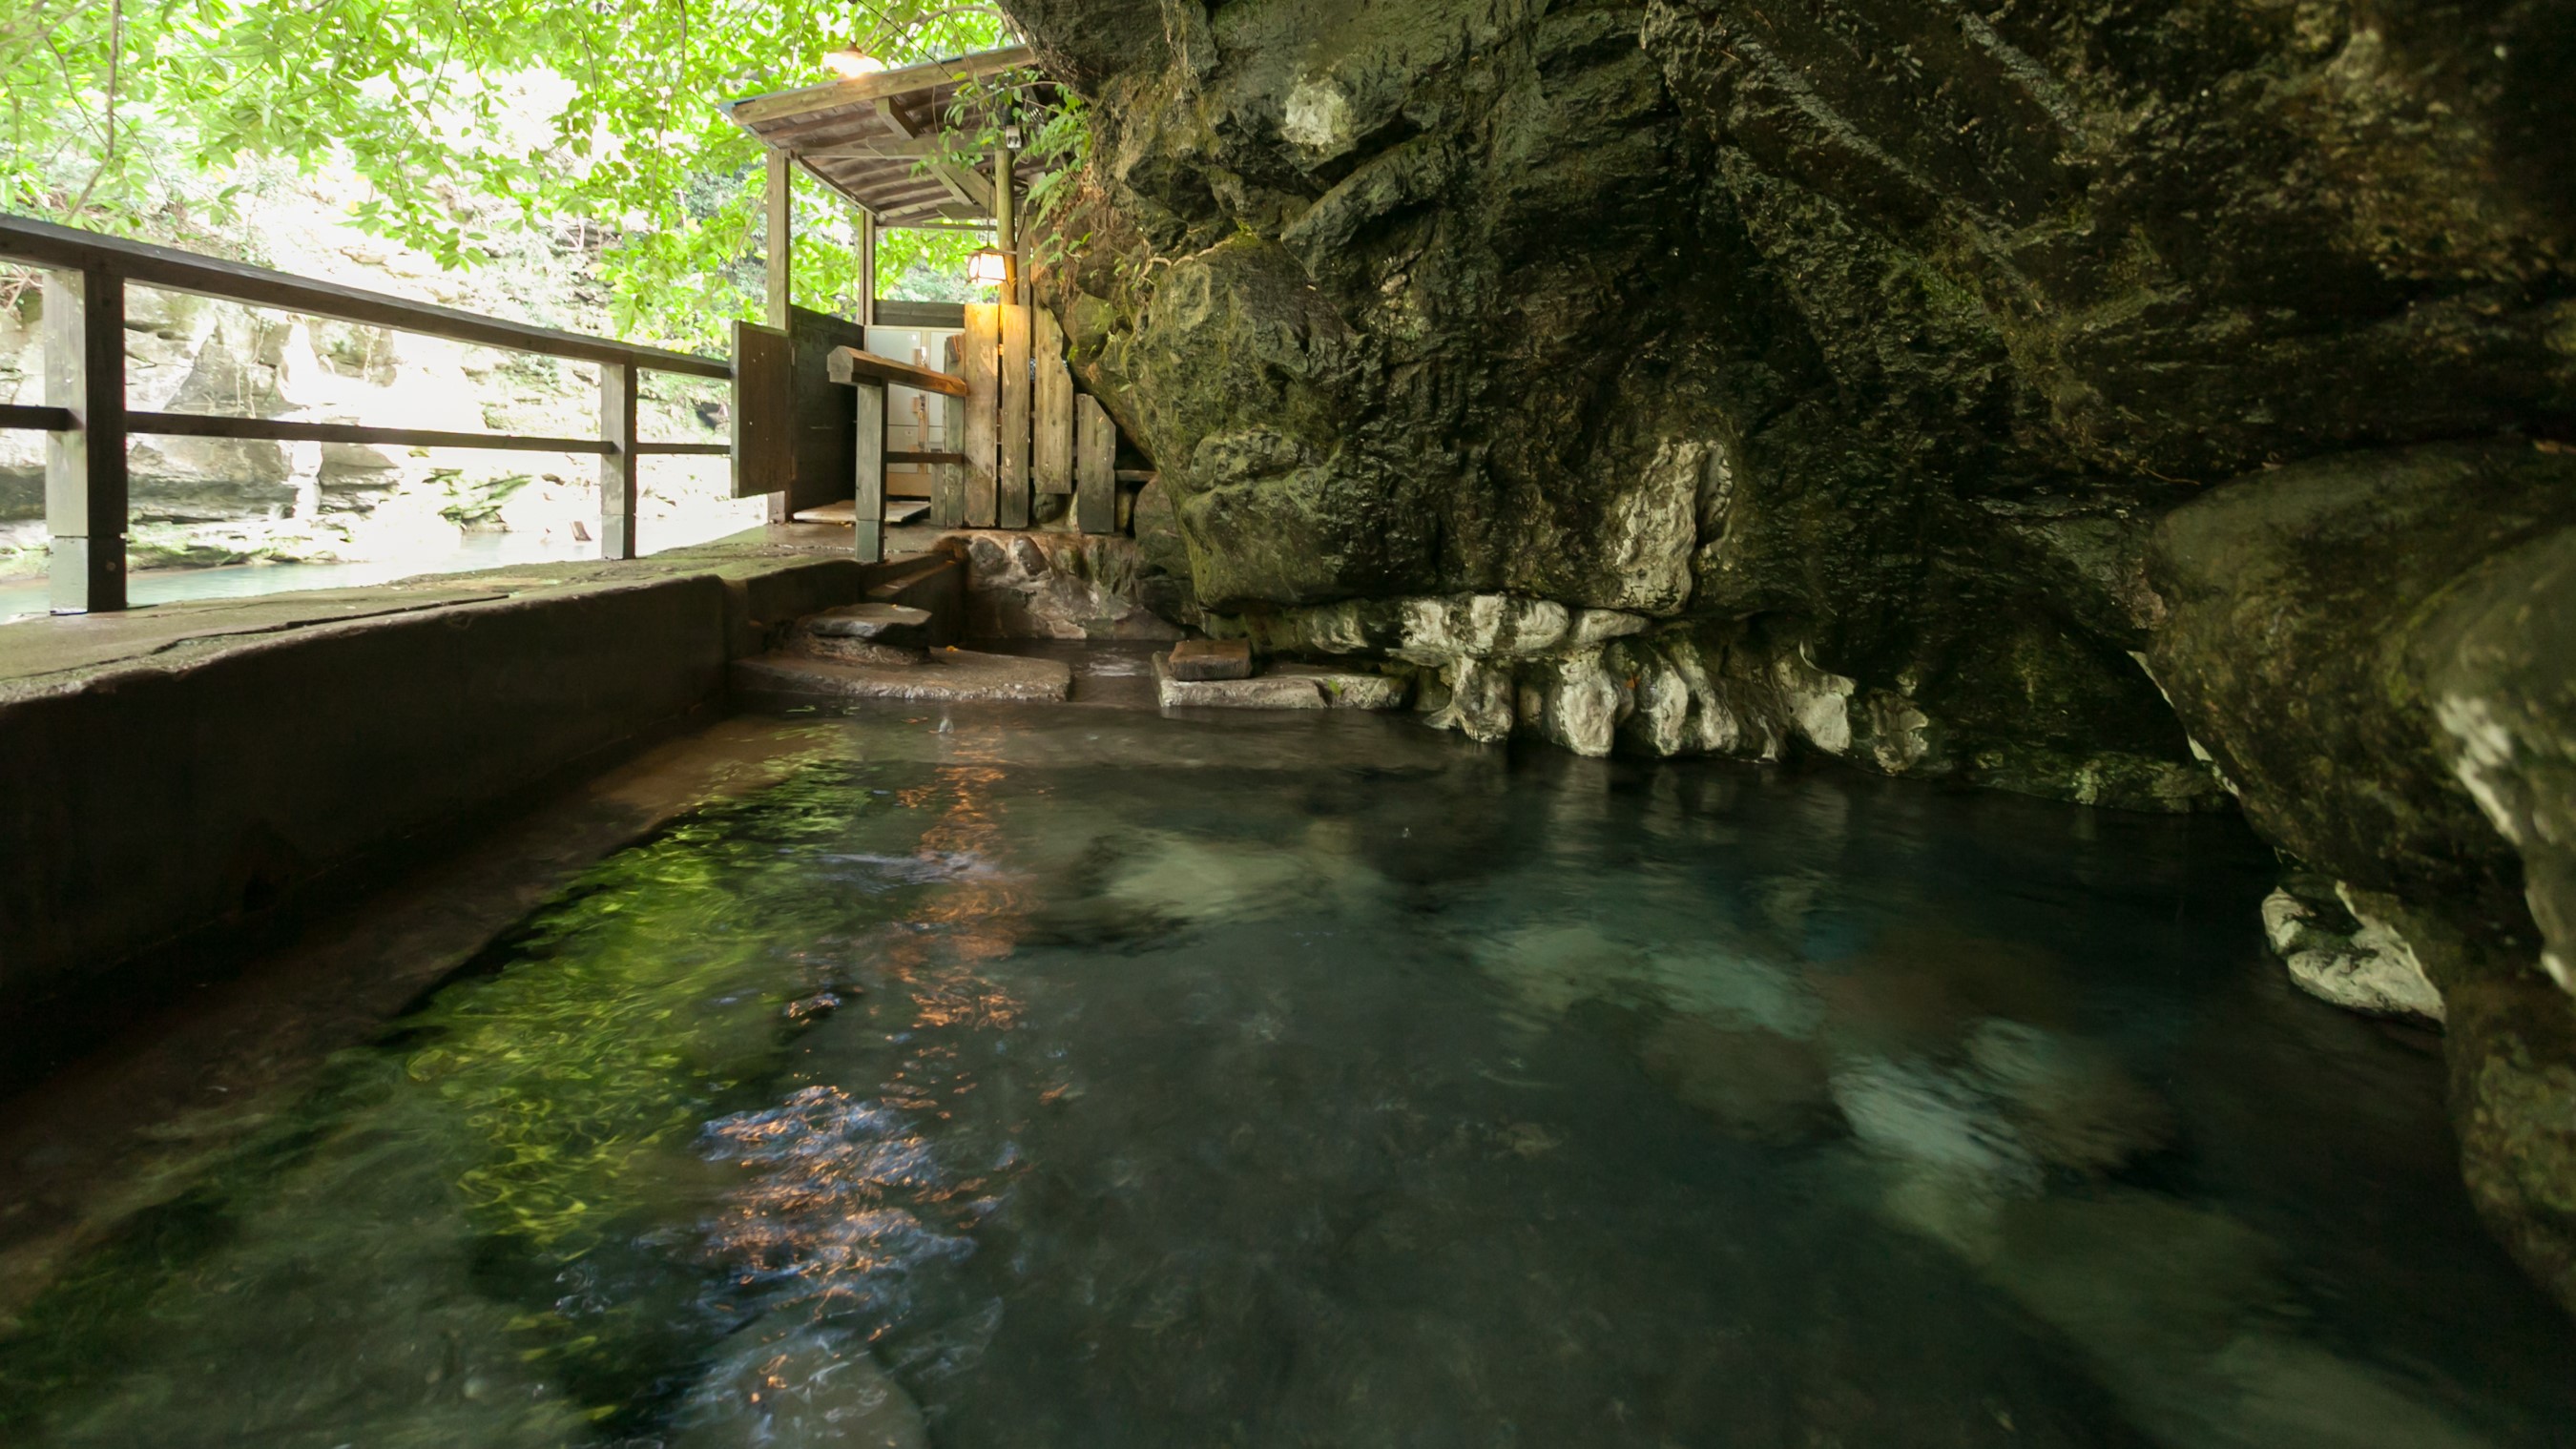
[737,647,1071,703]
[1153,654,1414,711]
[804,602,934,644]
[1271,661,1413,711]
[1167,637,1254,680]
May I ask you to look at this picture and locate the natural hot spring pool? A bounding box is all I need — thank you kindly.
[5,705,2573,1447]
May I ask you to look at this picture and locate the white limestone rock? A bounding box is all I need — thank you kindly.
[2261,879,2446,1025]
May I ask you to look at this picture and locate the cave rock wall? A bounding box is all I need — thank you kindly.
[1002,0,2576,1307]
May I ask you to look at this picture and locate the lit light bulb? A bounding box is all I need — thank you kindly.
[967,248,1012,286]
[822,50,884,78]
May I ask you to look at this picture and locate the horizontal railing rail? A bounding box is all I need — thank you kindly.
[0,215,728,379]
[0,213,738,612]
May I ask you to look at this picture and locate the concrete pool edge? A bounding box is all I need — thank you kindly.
[0,534,959,1089]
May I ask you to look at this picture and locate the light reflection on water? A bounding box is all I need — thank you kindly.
[3,706,2573,1448]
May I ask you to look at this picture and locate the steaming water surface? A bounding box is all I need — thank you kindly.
[6,706,2572,1447]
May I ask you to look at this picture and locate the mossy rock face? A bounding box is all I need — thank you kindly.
[1002,0,2576,1307]
[2147,439,2576,1310]
[2146,440,2576,911]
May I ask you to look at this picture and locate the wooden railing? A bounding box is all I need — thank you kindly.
[0,214,734,613]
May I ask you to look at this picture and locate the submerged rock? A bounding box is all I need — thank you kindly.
[2260,878,2447,1025]
[671,1324,926,1449]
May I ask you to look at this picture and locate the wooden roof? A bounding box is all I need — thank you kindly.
[719,45,1050,229]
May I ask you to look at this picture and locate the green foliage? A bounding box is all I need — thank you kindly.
[0,0,1037,350]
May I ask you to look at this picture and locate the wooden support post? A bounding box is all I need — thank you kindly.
[762,151,795,524]
[598,361,639,560]
[852,381,885,563]
[998,300,1030,528]
[992,144,1015,270]
[962,302,1000,528]
[765,151,794,327]
[1034,306,1072,495]
[1076,393,1116,535]
[854,207,877,327]
[933,336,967,527]
[46,265,127,613]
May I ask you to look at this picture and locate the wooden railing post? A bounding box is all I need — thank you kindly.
[45,265,127,613]
[853,381,885,564]
[598,361,639,561]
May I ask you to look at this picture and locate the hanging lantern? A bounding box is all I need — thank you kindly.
[967,247,1012,287]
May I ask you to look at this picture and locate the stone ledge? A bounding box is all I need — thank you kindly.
[735,647,1073,703]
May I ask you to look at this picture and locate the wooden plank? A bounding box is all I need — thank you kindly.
[799,136,950,159]
[853,381,885,564]
[598,362,639,560]
[632,441,731,456]
[724,45,1036,126]
[0,214,729,379]
[827,345,967,396]
[1076,392,1116,535]
[732,320,794,498]
[932,334,966,527]
[1033,307,1072,494]
[998,300,1030,528]
[45,266,126,612]
[128,411,613,454]
[788,306,869,517]
[961,303,999,527]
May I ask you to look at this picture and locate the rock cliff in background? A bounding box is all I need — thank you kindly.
[997,0,2576,1309]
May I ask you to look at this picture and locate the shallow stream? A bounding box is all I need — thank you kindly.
[6,706,2572,1447]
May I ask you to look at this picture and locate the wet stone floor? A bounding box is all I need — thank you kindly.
[4,705,2574,1448]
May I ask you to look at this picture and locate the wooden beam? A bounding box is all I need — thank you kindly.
[930,161,996,216]
[827,344,967,396]
[1075,393,1115,535]
[765,151,794,326]
[126,411,613,455]
[724,45,1037,126]
[853,381,885,564]
[0,403,74,431]
[0,214,729,380]
[45,265,125,612]
[998,300,1031,528]
[961,302,1000,528]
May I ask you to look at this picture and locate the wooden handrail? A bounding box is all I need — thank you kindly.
[0,216,750,608]
[0,403,74,431]
[0,214,731,380]
[827,344,968,397]
[124,410,615,455]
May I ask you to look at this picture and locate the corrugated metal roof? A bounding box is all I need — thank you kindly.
[718,45,1055,228]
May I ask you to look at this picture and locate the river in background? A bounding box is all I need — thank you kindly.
[0,509,767,623]
[3,704,2569,1448]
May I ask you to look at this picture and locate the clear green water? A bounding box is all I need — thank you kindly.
[6,707,2573,1448]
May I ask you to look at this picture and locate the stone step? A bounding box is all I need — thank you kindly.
[736,647,1073,704]
[806,602,935,644]
[1166,637,1254,680]
[1153,653,1412,711]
